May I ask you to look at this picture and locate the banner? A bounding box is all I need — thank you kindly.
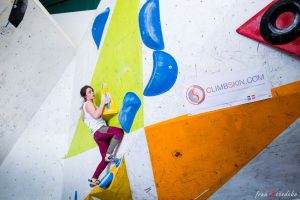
[184,67,272,115]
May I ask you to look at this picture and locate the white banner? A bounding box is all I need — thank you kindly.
[184,67,272,115]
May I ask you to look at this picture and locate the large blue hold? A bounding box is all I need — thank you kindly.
[144,51,178,96]
[118,92,141,133]
[139,0,164,50]
[99,172,113,188]
[92,8,110,49]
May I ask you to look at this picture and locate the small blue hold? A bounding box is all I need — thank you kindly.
[118,92,142,133]
[92,8,110,49]
[115,158,122,168]
[74,190,77,200]
[99,173,113,188]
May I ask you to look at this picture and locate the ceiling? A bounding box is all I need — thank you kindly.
[39,0,100,14]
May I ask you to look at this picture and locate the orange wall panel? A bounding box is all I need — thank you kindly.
[145,81,300,199]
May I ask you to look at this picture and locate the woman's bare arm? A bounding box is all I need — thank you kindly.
[85,95,110,119]
[85,101,105,119]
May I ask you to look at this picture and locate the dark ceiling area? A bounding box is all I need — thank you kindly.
[39,0,100,14]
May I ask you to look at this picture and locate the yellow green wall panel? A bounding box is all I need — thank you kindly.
[65,0,143,158]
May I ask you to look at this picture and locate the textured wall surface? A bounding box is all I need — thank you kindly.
[145,82,300,199]
[210,118,300,200]
[0,59,76,199]
[0,0,75,164]
[141,0,300,199]
[142,0,300,126]
[52,10,96,46]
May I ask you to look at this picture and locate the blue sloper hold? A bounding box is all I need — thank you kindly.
[99,172,113,188]
[139,0,165,50]
[144,51,178,96]
[118,92,142,133]
[92,7,110,49]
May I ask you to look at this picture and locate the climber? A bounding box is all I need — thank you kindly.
[80,85,124,187]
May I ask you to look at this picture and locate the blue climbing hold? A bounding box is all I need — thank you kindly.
[139,0,165,50]
[92,8,110,49]
[144,51,178,96]
[118,92,141,133]
[99,172,113,188]
[115,158,121,168]
[74,190,77,200]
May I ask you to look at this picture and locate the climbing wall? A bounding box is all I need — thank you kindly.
[0,0,299,199]
[141,0,300,199]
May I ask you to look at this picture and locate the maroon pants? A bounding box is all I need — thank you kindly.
[92,126,124,179]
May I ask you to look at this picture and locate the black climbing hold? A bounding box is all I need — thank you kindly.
[8,0,28,28]
[260,0,300,45]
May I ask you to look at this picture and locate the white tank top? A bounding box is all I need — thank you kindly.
[82,101,106,134]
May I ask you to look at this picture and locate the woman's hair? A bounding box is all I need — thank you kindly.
[80,85,94,101]
[80,85,94,117]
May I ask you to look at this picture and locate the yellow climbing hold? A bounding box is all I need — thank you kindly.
[85,158,132,200]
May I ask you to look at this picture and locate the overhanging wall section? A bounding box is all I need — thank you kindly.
[0,0,75,164]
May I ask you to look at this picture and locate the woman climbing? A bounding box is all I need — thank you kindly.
[80,85,124,187]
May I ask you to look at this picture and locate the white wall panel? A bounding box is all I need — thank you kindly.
[0,0,75,164]
[143,0,300,126]
[0,59,76,199]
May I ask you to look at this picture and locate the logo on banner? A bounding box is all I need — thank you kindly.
[186,85,205,105]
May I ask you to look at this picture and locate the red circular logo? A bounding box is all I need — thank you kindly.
[186,85,205,105]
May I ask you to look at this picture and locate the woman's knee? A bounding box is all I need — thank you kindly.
[115,128,124,140]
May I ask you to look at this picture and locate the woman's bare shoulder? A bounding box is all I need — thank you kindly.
[85,101,96,111]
